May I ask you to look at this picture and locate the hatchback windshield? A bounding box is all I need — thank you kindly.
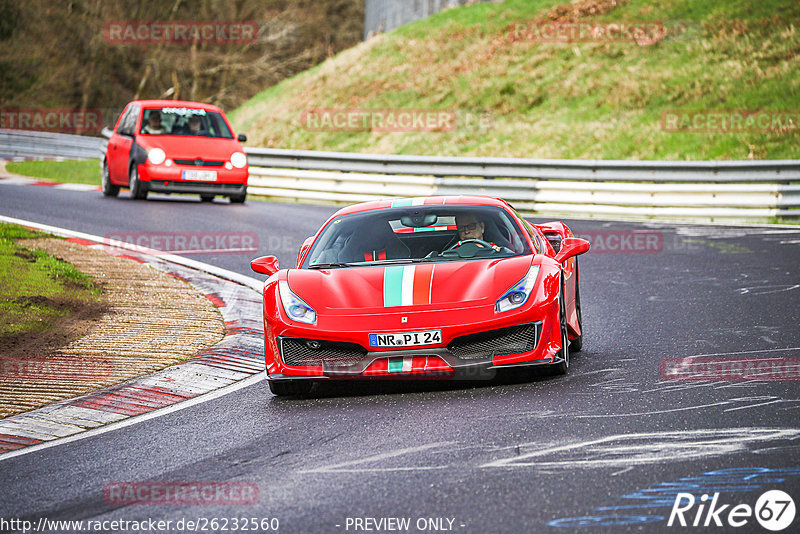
[140,107,233,138]
[304,205,531,268]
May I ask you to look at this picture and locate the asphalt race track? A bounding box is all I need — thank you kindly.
[2,184,800,533]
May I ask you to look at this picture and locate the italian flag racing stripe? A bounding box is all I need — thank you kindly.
[388,357,413,373]
[383,264,435,307]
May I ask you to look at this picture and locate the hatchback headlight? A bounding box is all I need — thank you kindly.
[230,151,247,169]
[147,148,166,165]
[278,280,316,324]
[496,265,539,313]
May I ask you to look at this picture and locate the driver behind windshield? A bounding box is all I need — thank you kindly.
[445,213,501,252]
[456,213,485,241]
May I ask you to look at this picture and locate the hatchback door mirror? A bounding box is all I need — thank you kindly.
[251,255,279,276]
[237,133,247,143]
[554,237,590,263]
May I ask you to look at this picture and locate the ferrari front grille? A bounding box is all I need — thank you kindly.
[279,338,367,367]
[448,323,540,360]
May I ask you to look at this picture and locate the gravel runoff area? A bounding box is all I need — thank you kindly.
[0,238,226,418]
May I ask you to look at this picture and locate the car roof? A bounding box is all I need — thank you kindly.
[331,196,512,217]
[128,100,224,113]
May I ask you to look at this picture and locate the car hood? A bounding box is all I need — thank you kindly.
[287,255,532,312]
[137,135,242,161]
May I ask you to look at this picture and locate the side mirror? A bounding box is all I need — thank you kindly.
[296,236,314,267]
[237,133,247,143]
[554,237,590,263]
[250,255,279,276]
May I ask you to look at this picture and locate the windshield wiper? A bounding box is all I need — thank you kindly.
[308,262,353,269]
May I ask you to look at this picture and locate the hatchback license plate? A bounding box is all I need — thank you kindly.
[369,330,442,347]
[182,170,217,181]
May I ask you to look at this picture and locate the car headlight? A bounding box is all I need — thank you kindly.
[496,265,540,313]
[230,151,247,169]
[278,280,316,324]
[147,148,166,165]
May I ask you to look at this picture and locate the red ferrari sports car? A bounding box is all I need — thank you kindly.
[103,99,248,203]
[251,196,590,396]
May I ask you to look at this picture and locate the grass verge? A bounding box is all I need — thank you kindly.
[0,223,101,339]
[5,159,101,186]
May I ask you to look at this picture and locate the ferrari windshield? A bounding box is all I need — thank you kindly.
[140,107,233,138]
[304,205,532,268]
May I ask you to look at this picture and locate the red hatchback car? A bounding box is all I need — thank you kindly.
[102,99,248,202]
[251,196,590,396]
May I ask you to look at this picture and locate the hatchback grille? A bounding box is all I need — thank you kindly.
[448,323,540,360]
[174,159,225,167]
[280,338,367,367]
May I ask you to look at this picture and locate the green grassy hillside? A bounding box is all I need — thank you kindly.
[230,0,800,160]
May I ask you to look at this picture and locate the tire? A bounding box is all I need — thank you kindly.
[200,195,214,202]
[268,380,313,397]
[229,187,247,204]
[101,160,119,197]
[550,276,570,375]
[129,165,148,200]
[571,278,583,353]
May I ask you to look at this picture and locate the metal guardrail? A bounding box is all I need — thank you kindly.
[3,128,798,220]
[244,147,800,183]
[244,147,800,220]
[0,129,104,160]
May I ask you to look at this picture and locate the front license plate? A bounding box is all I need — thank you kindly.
[369,330,442,348]
[182,170,217,181]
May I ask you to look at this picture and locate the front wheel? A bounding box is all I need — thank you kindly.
[129,165,148,200]
[200,195,214,202]
[101,160,119,197]
[229,188,247,204]
[268,380,313,397]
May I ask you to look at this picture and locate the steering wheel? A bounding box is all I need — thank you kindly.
[442,238,498,258]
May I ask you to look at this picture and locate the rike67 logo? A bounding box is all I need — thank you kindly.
[669,490,795,531]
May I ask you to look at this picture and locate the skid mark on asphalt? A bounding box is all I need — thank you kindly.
[298,428,800,474]
[736,284,800,295]
[300,442,456,473]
